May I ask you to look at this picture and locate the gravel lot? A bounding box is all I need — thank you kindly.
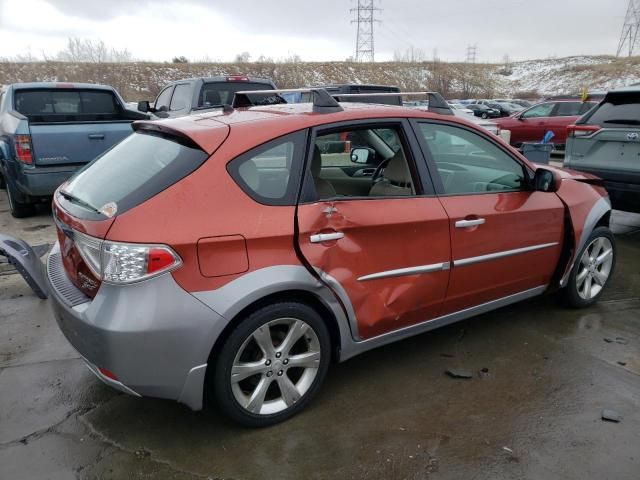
[0,193,639,480]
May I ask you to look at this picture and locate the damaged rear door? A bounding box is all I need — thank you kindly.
[296,119,451,340]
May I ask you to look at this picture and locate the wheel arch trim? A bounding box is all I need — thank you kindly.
[559,196,612,287]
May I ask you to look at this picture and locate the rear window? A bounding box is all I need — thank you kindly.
[62,131,208,217]
[583,92,640,126]
[555,101,596,117]
[198,82,271,107]
[14,89,119,119]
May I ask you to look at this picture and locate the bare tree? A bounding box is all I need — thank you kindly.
[393,46,427,62]
[56,38,132,63]
[234,51,251,63]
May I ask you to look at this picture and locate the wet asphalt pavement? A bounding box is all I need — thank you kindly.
[0,194,639,480]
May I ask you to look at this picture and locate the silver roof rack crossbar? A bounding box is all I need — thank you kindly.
[232,88,344,113]
[332,91,454,116]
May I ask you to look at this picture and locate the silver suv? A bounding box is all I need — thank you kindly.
[565,87,640,213]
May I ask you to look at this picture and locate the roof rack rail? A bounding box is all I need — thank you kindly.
[333,91,454,116]
[232,88,344,113]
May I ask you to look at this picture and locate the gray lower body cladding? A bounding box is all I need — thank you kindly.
[47,242,226,410]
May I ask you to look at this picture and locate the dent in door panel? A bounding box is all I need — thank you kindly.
[298,200,451,339]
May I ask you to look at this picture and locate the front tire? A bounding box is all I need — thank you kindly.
[481,112,488,119]
[212,302,331,427]
[563,226,616,308]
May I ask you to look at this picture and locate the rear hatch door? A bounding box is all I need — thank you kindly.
[52,122,226,298]
[569,91,640,182]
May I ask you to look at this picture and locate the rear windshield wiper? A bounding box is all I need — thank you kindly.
[59,190,102,215]
[602,119,640,125]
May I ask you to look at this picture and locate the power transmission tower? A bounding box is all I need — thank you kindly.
[351,1,381,62]
[617,0,640,56]
[466,44,478,63]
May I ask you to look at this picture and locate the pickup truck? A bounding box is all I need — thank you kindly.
[137,75,276,118]
[0,82,148,217]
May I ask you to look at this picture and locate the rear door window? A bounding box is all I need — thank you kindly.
[583,92,640,127]
[62,131,208,217]
[554,102,584,116]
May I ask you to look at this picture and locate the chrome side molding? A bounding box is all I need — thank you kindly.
[454,242,559,267]
[357,262,450,281]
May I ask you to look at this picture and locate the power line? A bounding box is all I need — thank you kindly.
[617,0,640,56]
[351,1,381,62]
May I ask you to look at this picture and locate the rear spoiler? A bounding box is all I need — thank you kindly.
[132,121,206,150]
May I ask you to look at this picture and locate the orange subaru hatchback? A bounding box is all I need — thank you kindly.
[47,89,615,426]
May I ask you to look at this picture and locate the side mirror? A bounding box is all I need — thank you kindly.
[137,101,150,113]
[350,147,371,164]
[533,168,558,192]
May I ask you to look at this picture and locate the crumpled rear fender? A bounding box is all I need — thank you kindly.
[0,234,48,299]
[554,179,611,287]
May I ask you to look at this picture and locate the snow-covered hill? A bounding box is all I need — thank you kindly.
[1,55,639,101]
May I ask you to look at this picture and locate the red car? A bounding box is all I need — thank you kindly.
[47,89,616,427]
[494,100,597,149]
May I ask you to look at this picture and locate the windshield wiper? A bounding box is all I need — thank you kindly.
[59,190,102,215]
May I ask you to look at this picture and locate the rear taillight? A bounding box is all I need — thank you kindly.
[14,135,33,164]
[74,231,181,285]
[567,124,600,138]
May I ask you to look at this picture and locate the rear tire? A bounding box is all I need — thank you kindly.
[6,179,35,218]
[563,226,616,308]
[481,112,488,119]
[212,302,331,427]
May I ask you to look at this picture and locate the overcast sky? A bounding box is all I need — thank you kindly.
[0,0,629,62]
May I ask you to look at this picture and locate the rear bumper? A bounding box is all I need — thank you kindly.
[563,165,640,213]
[46,242,227,410]
[16,164,82,197]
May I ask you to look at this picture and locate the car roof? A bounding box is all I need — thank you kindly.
[8,82,115,91]
[167,76,274,85]
[134,102,476,154]
[606,86,640,94]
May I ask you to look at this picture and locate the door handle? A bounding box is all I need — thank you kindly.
[310,232,344,243]
[88,134,105,140]
[455,218,485,228]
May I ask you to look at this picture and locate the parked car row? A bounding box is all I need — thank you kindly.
[1,78,637,219]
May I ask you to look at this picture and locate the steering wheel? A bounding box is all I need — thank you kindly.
[371,157,393,184]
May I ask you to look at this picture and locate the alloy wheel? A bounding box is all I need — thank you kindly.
[575,236,614,300]
[230,317,321,415]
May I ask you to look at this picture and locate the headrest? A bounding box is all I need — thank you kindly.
[383,150,412,186]
[203,90,222,105]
